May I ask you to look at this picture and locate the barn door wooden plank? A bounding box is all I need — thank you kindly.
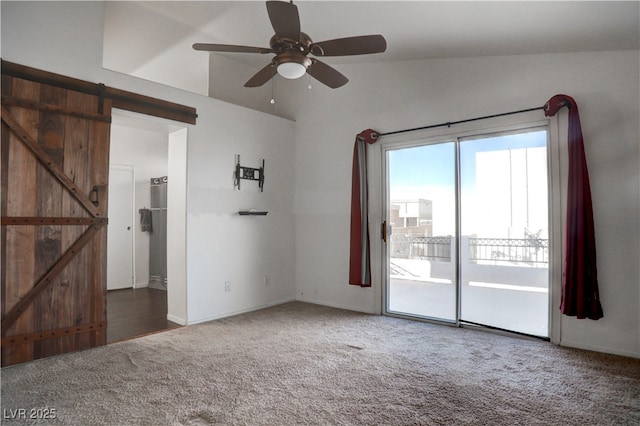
[88,98,111,347]
[51,89,96,356]
[1,217,107,225]
[33,85,66,354]
[1,75,12,360]
[2,321,107,346]
[1,77,41,365]
[1,321,107,346]
[1,105,101,218]
[1,95,111,123]
[1,224,101,334]
[1,71,111,366]
[1,74,11,326]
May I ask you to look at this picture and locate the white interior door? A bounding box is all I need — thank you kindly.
[107,165,135,290]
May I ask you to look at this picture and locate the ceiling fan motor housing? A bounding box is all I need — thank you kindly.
[269,32,313,53]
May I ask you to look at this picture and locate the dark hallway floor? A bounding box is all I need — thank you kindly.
[107,287,180,344]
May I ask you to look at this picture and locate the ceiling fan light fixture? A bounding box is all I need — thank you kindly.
[277,62,307,79]
[275,52,312,79]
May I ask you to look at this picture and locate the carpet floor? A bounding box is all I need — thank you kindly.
[1,302,639,425]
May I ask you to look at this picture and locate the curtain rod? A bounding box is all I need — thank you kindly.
[378,106,546,137]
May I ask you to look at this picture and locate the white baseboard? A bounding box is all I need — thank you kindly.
[167,313,187,326]
[559,339,639,359]
[187,297,297,325]
[134,282,149,289]
[295,296,379,315]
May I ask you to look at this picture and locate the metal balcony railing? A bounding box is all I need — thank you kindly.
[390,235,549,265]
[390,235,452,261]
[469,237,549,265]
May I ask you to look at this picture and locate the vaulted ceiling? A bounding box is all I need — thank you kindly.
[103,1,639,113]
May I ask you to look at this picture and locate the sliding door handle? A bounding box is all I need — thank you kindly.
[382,221,387,243]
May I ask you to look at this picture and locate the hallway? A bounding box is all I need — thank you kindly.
[107,288,180,344]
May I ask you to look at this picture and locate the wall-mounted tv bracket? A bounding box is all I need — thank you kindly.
[234,155,265,192]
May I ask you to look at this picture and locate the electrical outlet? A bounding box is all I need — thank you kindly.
[224,281,231,293]
[263,275,269,286]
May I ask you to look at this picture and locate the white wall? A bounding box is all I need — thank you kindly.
[293,52,640,358]
[102,1,209,96]
[1,1,296,325]
[167,128,188,324]
[3,2,637,358]
[208,53,300,121]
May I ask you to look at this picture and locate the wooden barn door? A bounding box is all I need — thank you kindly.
[1,70,111,366]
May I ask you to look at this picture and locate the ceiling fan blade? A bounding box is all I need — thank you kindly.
[193,43,272,54]
[310,35,387,56]
[266,1,301,41]
[244,63,277,87]
[307,59,348,89]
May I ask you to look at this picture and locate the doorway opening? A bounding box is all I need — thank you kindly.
[384,126,550,338]
[106,109,188,343]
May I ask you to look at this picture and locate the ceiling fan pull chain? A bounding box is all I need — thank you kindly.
[270,78,276,104]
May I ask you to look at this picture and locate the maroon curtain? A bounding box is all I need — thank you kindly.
[544,94,603,320]
[349,129,380,287]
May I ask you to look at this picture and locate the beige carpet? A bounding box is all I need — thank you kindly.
[2,302,639,425]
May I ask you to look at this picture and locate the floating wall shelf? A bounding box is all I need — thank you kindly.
[238,211,268,216]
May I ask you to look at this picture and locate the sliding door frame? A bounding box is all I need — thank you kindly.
[381,136,460,326]
[378,113,562,343]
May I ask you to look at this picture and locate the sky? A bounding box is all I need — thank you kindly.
[389,130,547,188]
[388,129,548,237]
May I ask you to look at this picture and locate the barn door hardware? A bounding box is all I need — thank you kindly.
[97,83,106,114]
[234,155,265,192]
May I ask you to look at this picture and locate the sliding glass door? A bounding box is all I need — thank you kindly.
[386,142,457,322]
[459,130,549,336]
[385,128,550,337]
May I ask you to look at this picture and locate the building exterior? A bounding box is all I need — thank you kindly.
[390,198,433,236]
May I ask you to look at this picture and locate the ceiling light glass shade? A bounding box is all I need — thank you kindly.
[277,62,307,79]
[274,53,312,80]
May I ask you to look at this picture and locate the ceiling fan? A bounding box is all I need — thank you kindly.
[193,0,387,89]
